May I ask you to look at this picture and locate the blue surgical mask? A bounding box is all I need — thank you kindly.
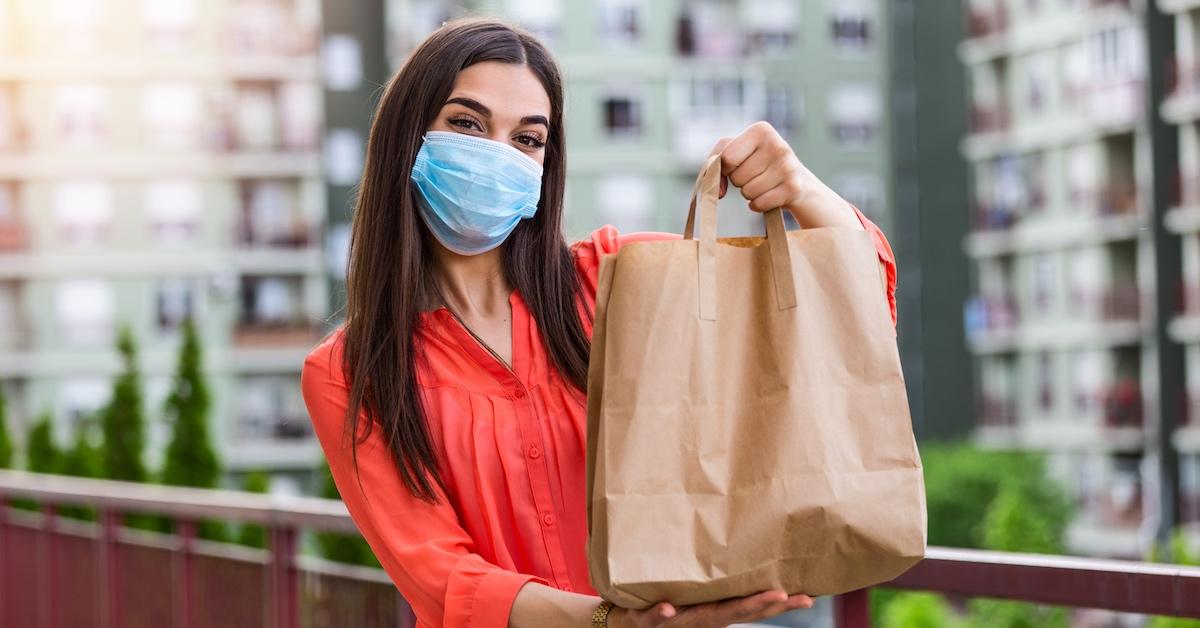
[409,130,543,255]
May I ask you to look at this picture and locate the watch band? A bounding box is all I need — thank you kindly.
[591,600,615,628]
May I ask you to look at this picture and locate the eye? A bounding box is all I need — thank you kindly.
[515,133,546,149]
[448,116,483,132]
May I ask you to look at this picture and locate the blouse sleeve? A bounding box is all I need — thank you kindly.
[571,207,898,331]
[301,337,549,628]
[847,205,899,331]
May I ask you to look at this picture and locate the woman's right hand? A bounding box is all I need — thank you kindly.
[608,590,814,628]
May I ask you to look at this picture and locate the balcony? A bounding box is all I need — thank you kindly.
[963,294,1019,349]
[1099,283,1141,323]
[1164,60,1200,123]
[7,475,1200,624]
[964,2,1007,40]
[0,470,411,628]
[978,394,1017,428]
[233,322,317,348]
[0,220,26,253]
[2,471,1197,628]
[1101,379,1144,429]
[237,215,316,250]
[971,200,1017,233]
[969,102,1010,136]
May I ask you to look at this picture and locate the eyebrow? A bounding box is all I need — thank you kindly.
[445,96,549,128]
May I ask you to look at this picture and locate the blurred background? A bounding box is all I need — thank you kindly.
[1,0,1200,625]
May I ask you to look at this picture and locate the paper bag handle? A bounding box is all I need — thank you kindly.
[682,154,797,321]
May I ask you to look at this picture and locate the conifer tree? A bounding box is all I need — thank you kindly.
[235,470,270,548]
[0,382,12,469]
[26,412,59,474]
[160,318,218,489]
[101,326,147,483]
[160,318,225,540]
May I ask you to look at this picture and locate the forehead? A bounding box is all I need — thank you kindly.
[449,61,551,119]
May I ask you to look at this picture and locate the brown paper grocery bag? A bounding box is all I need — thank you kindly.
[586,154,926,609]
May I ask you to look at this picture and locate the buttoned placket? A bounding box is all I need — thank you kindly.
[439,295,575,592]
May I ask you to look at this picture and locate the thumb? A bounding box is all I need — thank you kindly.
[646,602,677,625]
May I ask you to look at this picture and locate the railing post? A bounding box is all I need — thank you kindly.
[99,509,121,628]
[834,588,871,628]
[0,490,7,628]
[397,594,417,628]
[270,525,298,628]
[174,519,196,628]
[40,503,58,628]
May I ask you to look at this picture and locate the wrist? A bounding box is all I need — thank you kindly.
[592,600,617,628]
[786,183,857,229]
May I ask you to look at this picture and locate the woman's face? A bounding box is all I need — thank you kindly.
[427,60,552,165]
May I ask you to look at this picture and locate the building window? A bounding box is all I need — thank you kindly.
[598,0,642,46]
[52,0,105,50]
[240,275,302,327]
[742,0,798,54]
[236,375,311,441]
[156,278,196,334]
[677,1,742,57]
[54,181,112,247]
[0,85,17,151]
[141,0,196,50]
[142,83,201,150]
[144,181,202,245]
[831,173,884,223]
[278,81,320,151]
[0,281,24,351]
[828,83,879,148]
[507,0,562,43]
[241,180,311,247]
[764,84,801,136]
[1036,352,1055,412]
[687,76,752,118]
[234,84,280,151]
[830,2,872,52]
[602,94,643,138]
[597,175,655,232]
[58,379,110,432]
[56,280,116,346]
[1032,253,1056,315]
[54,84,109,149]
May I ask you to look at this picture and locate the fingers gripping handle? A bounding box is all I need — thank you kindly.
[683,155,798,321]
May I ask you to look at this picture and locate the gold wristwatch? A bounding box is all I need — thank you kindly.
[591,600,615,627]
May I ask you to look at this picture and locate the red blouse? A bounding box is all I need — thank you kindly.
[301,208,897,628]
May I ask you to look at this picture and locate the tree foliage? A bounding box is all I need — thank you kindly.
[235,469,270,549]
[0,382,12,469]
[160,318,218,489]
[874,442,1075,627]
[100,326,147,482]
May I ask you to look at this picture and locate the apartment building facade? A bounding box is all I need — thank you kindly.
[378,0,893,243]
[961,0,1200,557]
[0,0,328,493]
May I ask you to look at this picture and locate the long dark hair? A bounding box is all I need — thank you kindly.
[341,18,587,503]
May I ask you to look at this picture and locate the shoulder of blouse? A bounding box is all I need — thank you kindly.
[304,327,347,377]
[569,225,681,261]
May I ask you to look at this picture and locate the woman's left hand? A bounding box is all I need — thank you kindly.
[708,121,861,230]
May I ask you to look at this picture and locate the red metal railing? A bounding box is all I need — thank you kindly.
[834,547,1200,627]
[5,471,1200,627]
[0,470,414,628]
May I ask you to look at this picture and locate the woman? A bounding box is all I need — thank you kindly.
[301,17,898,628]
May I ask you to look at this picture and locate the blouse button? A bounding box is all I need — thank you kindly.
[513,388,526,399]
[542,512,556,527]
[562,583,573,592]
[528,446,541,459]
